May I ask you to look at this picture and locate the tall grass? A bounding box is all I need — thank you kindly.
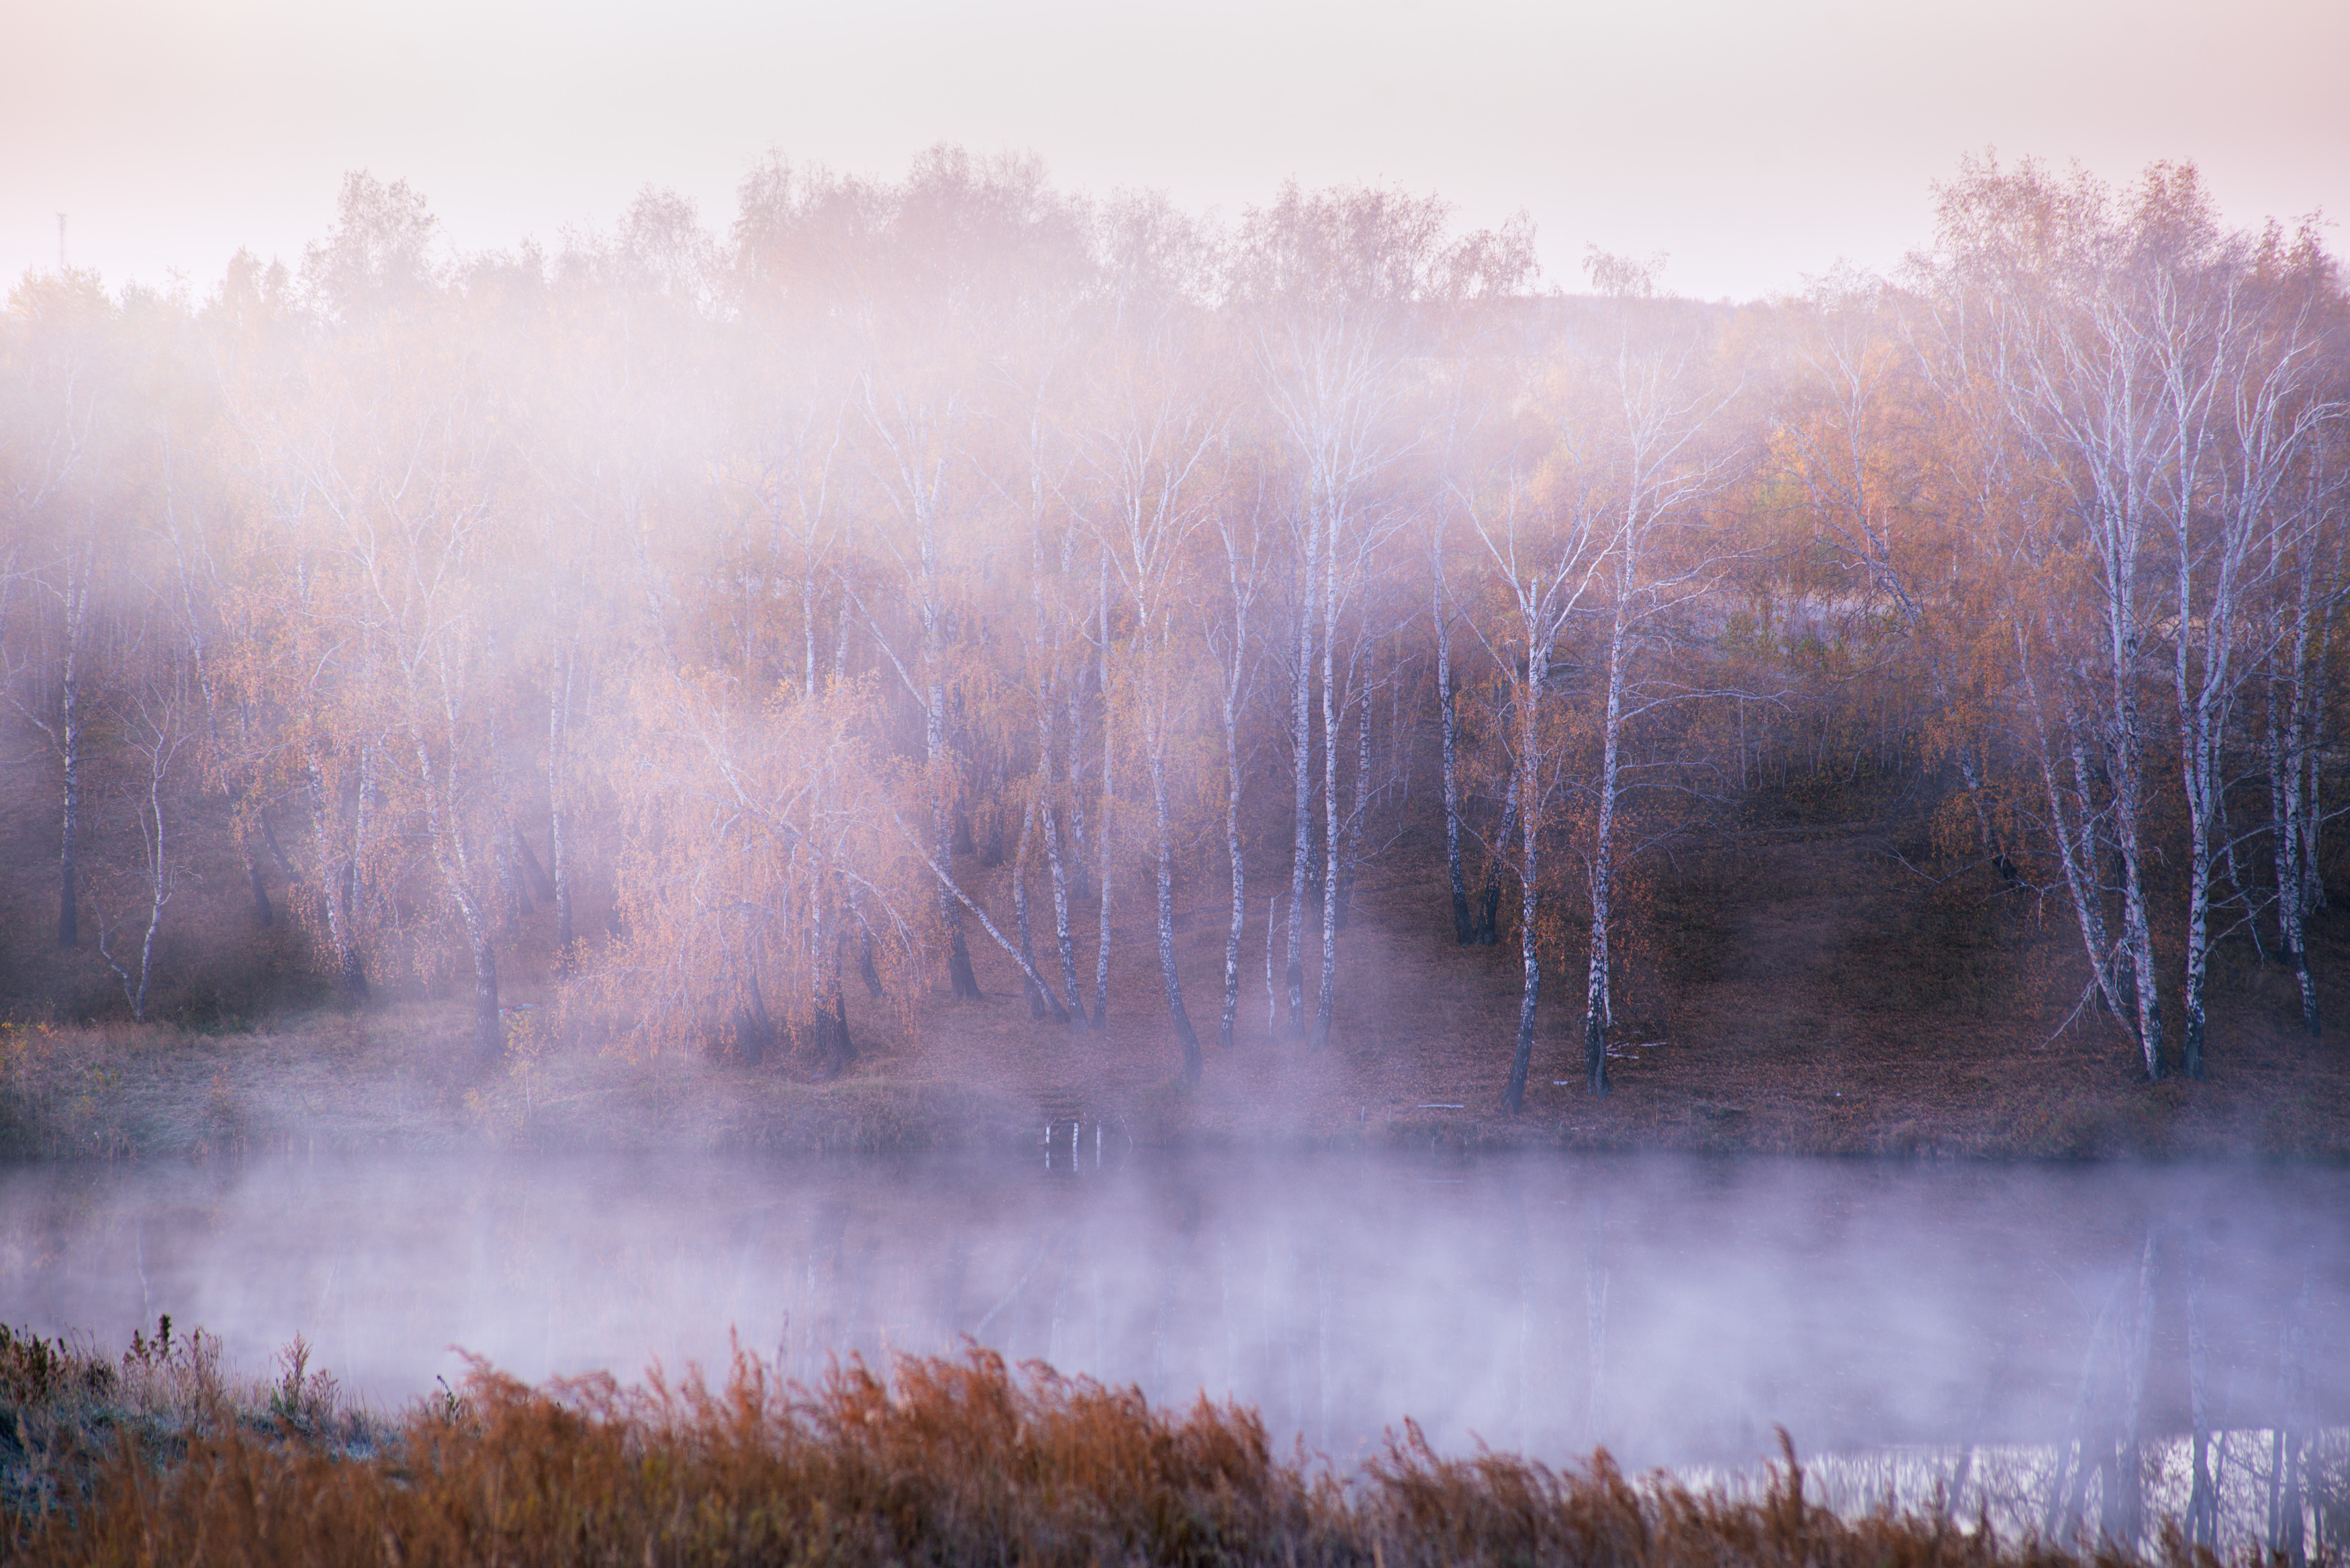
[5,1332,2236,1568]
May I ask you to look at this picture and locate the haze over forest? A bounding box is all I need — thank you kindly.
[0,148,2342,1114]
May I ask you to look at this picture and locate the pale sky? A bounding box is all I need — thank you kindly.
[6,0,2345,303]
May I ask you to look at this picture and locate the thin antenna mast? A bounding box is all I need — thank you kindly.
[56,213,66,271]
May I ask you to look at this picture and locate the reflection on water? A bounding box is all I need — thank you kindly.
[3,1150,2343,1552]
[1769,1428,2347,1561]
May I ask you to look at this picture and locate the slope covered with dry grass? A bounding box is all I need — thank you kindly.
[6,754,2345,1163]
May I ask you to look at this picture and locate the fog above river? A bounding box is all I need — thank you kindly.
[3,1152,2343,1477]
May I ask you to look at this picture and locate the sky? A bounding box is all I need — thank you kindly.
[6,0,2347,304]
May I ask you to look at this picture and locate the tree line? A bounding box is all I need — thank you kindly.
[2,149,2342,1101]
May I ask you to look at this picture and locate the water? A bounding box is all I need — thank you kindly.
[4,1149,2343,1547]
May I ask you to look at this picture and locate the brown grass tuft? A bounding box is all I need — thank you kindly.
[7,1344,2255,1568]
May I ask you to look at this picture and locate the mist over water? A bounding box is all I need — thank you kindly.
[5,1152,2342,1487]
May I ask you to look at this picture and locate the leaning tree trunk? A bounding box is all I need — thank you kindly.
[1013,800,1063,1021]
[412,726,500,1061]
[2020,639,2132,1030]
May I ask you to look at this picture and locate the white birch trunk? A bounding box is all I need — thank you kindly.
[1313,533,1342,1050]
[54,558,87,948]
[1501,656,1544,1112]
[1221,662,1246,1052]
[1284,537,1316,1034]
[1583,603,1629,1097]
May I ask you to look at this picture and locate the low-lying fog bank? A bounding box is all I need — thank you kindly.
[5,1151,2343,1547]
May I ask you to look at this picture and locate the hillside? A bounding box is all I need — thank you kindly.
[5,747,2345,1163]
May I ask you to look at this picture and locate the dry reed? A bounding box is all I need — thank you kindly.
[5,1334,2240,1568]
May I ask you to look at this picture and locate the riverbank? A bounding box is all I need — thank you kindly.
[6,1322,2326,1566]
[2,974,2343,1165]
[5,808,2346,1164]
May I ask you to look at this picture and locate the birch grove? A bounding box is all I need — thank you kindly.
[1,150,2343,1106]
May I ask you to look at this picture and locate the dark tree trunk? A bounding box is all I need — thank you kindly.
[1333,681,1370,934]
[246,853,273,928]
[1437,587,1472,944]
[258,802,299,879]
[1150,725,1203,1084]
[549,643,577,965]
[1013,801,1064,1021]
[822,987,855,1078]
[515,828,556,899]
[1042,794,1086,1029]
[939,799,983,1001]
[1475,772,1519,946]
[501,827,528,936]
[467,923,502,1062]
[737,970,773,1066]
[307,752,369,1009]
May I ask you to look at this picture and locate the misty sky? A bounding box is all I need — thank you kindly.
[7,0,2347,303]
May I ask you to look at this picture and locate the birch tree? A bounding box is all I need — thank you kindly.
[1466,474,1605,1112]
[1076,271,1226,1080]
[1568,252,1744,1096]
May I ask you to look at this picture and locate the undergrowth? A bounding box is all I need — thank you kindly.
[2,1328,2267,1568]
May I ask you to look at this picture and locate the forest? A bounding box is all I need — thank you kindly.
[2,148,2344,1118]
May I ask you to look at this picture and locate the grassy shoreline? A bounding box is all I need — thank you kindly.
[5,1320,2313,1567]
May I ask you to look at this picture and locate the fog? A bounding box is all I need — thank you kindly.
[10,0,2349,300]
[6,1150,2343,1528]
[5,99,2349,1561]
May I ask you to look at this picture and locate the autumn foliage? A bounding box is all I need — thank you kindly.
[1,150,2343,1101]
